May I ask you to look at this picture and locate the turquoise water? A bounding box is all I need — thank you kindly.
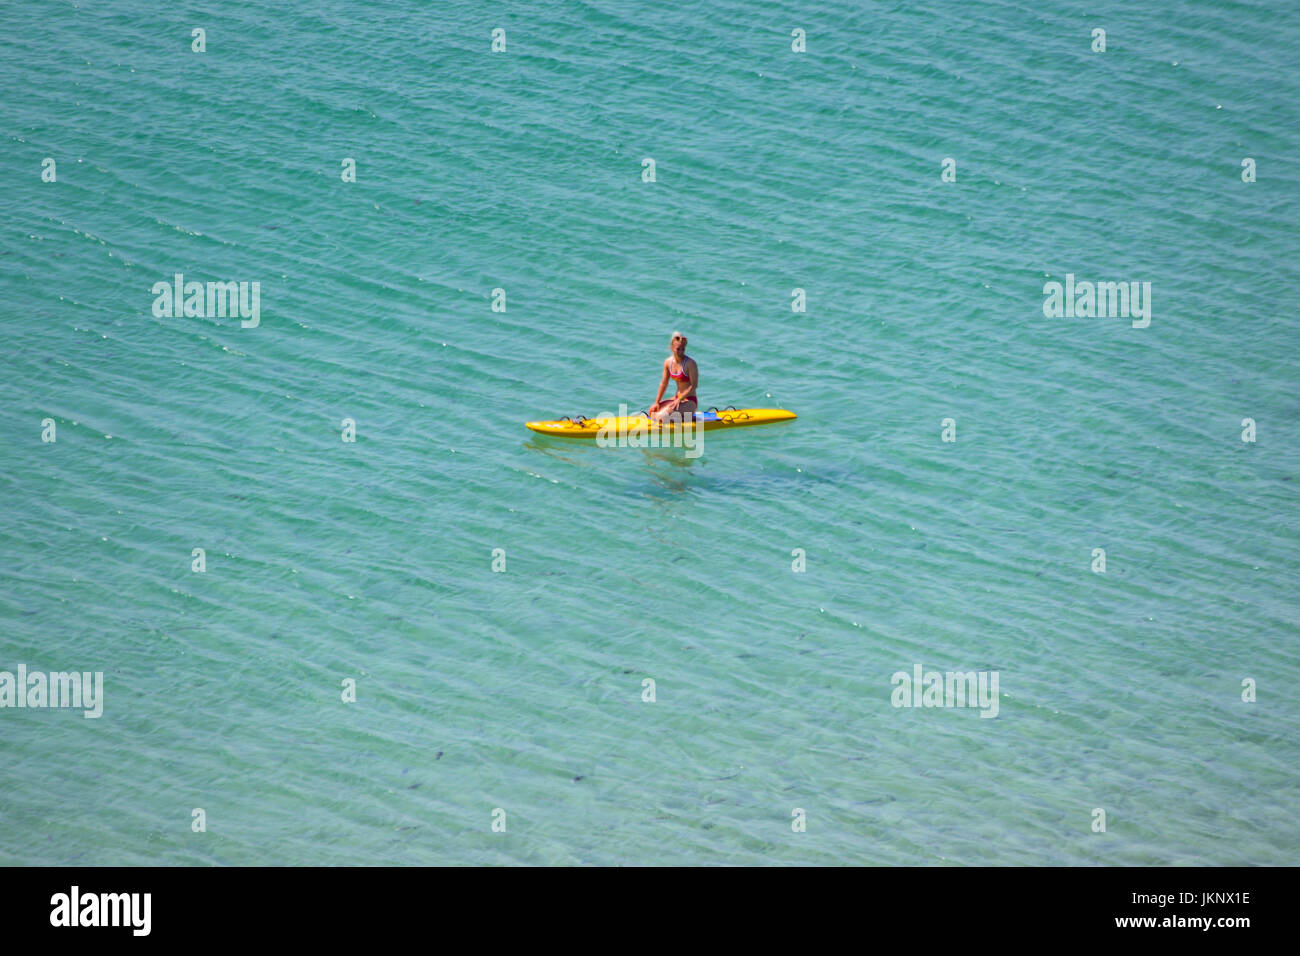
[2,0,1298,865]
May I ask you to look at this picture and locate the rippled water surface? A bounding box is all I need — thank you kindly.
[1,0,1297,864]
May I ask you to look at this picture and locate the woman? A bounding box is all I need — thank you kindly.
[649,332,699,422]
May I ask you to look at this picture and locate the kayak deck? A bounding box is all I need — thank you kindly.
[525,407,796,438]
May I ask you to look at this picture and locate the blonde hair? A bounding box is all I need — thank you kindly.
[672,330,688,342]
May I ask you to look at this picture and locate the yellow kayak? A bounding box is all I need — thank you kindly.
[525,407,796,438]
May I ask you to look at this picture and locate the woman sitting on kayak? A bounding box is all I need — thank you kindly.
[649,331,698,422]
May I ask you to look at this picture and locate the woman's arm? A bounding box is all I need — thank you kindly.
[651,362,669,409]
